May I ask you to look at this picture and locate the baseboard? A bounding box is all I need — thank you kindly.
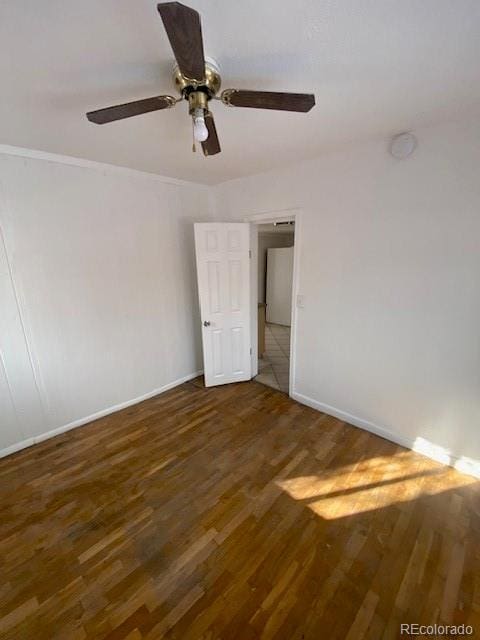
[292,390,480,479]
[0,438,37,459]
[4,377,478,480]
[0,370,203,460]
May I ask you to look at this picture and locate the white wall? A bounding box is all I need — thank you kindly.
[0,151,212,454]
[258,232,294,303]
[215,118,480,474]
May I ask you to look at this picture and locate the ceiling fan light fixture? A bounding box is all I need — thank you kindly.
[193,108,209,142]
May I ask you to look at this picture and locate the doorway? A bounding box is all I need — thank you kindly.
[193,212,300,394]
[246,210,300,396]
[255,222,294,393]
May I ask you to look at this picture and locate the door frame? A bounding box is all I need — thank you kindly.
[244,209,302,397]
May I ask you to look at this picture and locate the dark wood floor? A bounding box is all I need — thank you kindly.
[0,379,479,639]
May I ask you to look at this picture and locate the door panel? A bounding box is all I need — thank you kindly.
[231,327,244,373]
[229,260,241,311]
[194,223,251,387]
[207,261,221,313]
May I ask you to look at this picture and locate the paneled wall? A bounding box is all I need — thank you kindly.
[0,152,212,454]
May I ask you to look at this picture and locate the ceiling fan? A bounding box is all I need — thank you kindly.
[86,2,316,156]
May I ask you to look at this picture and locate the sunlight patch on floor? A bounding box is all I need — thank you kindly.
[276,452,477,519]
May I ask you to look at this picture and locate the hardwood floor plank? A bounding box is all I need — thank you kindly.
[1,378,478,639]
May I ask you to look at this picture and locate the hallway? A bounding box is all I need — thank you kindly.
[255,323,290,393]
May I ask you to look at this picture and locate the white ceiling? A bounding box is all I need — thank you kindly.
[1,0,480,185]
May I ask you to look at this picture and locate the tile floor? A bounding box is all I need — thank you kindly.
[255,323,290,393]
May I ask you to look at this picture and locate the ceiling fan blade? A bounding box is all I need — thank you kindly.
[157,2,205,82]
[86,95,177,124]
[222,90,315,113]
[201,111,221,156]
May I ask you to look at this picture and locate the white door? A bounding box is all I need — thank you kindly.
[194,223,251,387]
[266,247,294,326]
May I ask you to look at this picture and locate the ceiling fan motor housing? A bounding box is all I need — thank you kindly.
[172,57,221,103]
[188,90,208,115]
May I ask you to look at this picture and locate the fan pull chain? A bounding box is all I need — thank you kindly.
[191,118,196,153]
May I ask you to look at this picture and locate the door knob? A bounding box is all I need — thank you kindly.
[203,320,211,327]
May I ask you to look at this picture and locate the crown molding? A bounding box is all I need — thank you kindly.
[0,144,208,189]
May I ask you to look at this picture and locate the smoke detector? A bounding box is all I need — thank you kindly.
[389,132,417,159]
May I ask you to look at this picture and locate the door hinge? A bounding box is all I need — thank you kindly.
[250,347,252,355]
[249,250,252,258]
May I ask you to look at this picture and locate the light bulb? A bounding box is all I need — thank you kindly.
[193,109,209,143]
